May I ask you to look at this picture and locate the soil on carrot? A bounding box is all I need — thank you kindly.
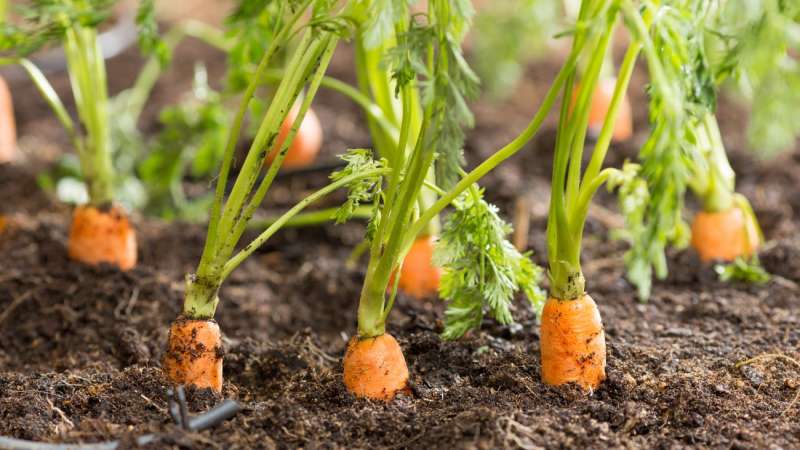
[2,41,800,449]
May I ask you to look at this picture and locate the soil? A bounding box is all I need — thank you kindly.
[2,30,800,450]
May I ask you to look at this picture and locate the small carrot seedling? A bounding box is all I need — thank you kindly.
[619,0,778,298]
[161,0,369,391]
[539,0,714,391]
[1,0,143,269]
[339,0,554,400]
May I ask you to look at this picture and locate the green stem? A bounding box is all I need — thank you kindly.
[404,42,584,245]
[248,205,373,229]
[699,113,735,212]
[582,42,640,185]
[199,27,318,280]
[64,22,113,207]
[198,0,312,279]
[1,58,82,152]
[225,35,339,259]
[221,168,390,279]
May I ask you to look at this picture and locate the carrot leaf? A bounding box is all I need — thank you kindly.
[136,0,169,66]
[331,148,386,224]
[436,187,545,340]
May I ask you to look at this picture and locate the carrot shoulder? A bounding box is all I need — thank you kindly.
[265,106,323,169]
[343,333,409,401]
[393,235,442,299]
[540,294,606,392]
[68,205,137,270]
[691,206,760,262]
[0,75,17,163]
[163,318,223,392]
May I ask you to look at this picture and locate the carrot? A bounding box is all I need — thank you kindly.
[163,318,223,392]
[265,105,323,169]
[571,78,633,143]
[540,294,606,392]
[392,235,442,299]
[68,205,137,270]
[0,75,16,163]
[343,333,409,401]
[691,206,760,262]
[0,215,8,234]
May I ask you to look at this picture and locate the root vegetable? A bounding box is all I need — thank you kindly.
[68,205,137,270]
[163,318,223,392]
[343,333,409,401]
[691,206,760,262]
[540,294,606,391]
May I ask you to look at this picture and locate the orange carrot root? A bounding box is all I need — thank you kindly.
[540,294,606,392]
[0,75,17,163]
[343,333,409,401]
[265,106,323,169]
[163,318,223,392]
[68,205,137,270]
[0,215,8,234]
[394,235,442,299]
[571,78,633,143]
[691,207,760,262]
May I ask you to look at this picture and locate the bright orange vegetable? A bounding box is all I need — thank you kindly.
[392,235,441,299]
[265,105,323,169]
[0,75,16,163]
[163,318,223,392]
[343,333,409,401]
[571,78,633,143]
[691,206,760,262]
[540,294,606,392]
[68,205,137,270]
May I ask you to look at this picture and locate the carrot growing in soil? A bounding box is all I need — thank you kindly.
[351,3,447,300]
[540,0,701,390]
[686,113,761,263]
[339,0,555,400]
[162,1,369,391]
[0,0,139,269]
[619,1,778,298]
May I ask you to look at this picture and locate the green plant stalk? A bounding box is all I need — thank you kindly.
[200,0,312,275]
[358,116,436,337]
[550,16,619,301]
[404,39,586,249]
[248,205,373,229]
[0,58,82,152]
[63,21,114,207]
[193,28,318,290]
[183,27,341,318]
[696,113,735,212]
[211,32,320,260]
[355,38,399,166]
[548,2,646,301]
[224,35,339,256]
[222,168,390,280]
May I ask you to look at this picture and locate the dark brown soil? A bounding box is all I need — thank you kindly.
[2,33,800,450]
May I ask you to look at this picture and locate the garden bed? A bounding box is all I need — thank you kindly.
[1,40,799,449]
